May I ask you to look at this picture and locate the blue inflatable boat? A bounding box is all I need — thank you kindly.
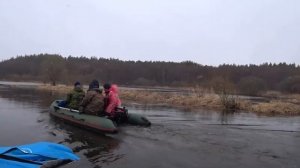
[0,142,79,168]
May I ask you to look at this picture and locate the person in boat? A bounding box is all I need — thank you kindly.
[79,80,104,115]
[103,83,123,118]
[65,81,85,110]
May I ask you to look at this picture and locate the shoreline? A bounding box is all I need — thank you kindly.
[1,81,299,115]
[35,84,300,116]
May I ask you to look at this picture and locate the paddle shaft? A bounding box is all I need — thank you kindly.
[54,106,80,113]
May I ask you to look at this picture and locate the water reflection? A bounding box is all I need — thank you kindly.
[219,110,235,125]
[0,87,123,167]
[0,86,62,107]
[53,121,123,166]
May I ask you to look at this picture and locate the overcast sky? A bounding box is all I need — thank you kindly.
[0,0,299,65]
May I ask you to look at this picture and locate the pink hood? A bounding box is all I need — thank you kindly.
[109,84,119,94]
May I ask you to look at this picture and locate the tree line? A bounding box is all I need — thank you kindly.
[0,54,299,95]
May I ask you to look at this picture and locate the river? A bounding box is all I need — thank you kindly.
[0,86,299,168]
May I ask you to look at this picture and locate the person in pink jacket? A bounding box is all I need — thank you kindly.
[103,83,122,117]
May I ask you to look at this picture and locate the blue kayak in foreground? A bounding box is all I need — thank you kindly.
[0,142,79,168]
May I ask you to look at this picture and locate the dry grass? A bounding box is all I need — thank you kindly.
[119,89,223,109]
[251,101,300,115]
[38,84,73,94]
[263,91,300,104]
[284,94,300,104]
[37,84,300,115]
[262,91,282,98]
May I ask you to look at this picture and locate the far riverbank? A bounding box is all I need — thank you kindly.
[1,81,299,115]
[36,83,300,115]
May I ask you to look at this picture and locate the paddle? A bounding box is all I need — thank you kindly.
[54,106,81,113]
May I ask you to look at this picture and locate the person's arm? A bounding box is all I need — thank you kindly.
[66,92,72,104]
[105,94,117,113]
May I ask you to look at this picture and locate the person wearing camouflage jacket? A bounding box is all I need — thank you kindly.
[66,81,85,110]
[79,80,104,115]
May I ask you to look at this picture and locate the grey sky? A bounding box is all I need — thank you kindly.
[0,0,300,65]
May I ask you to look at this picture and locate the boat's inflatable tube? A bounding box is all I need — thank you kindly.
[49,100,151,134]
[50,100,118,134]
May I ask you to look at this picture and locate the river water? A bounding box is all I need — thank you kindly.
[0,86,300,168]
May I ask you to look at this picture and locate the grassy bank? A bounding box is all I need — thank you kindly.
[37,84,300,115]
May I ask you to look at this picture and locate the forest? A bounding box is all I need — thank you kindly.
[0,54,299,95]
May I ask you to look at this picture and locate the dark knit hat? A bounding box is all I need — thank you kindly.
[74,81,81,86]
[103,83,111,90]
[89,80,99,89]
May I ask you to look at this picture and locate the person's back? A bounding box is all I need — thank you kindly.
[66,82,85,110]
[104,84,121,116]
[80,80,104,115]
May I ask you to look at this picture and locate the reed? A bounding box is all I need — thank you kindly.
[37,84,300,115]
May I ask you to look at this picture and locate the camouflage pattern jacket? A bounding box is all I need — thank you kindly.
[66,87,85,110]
[80,89,104,115]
